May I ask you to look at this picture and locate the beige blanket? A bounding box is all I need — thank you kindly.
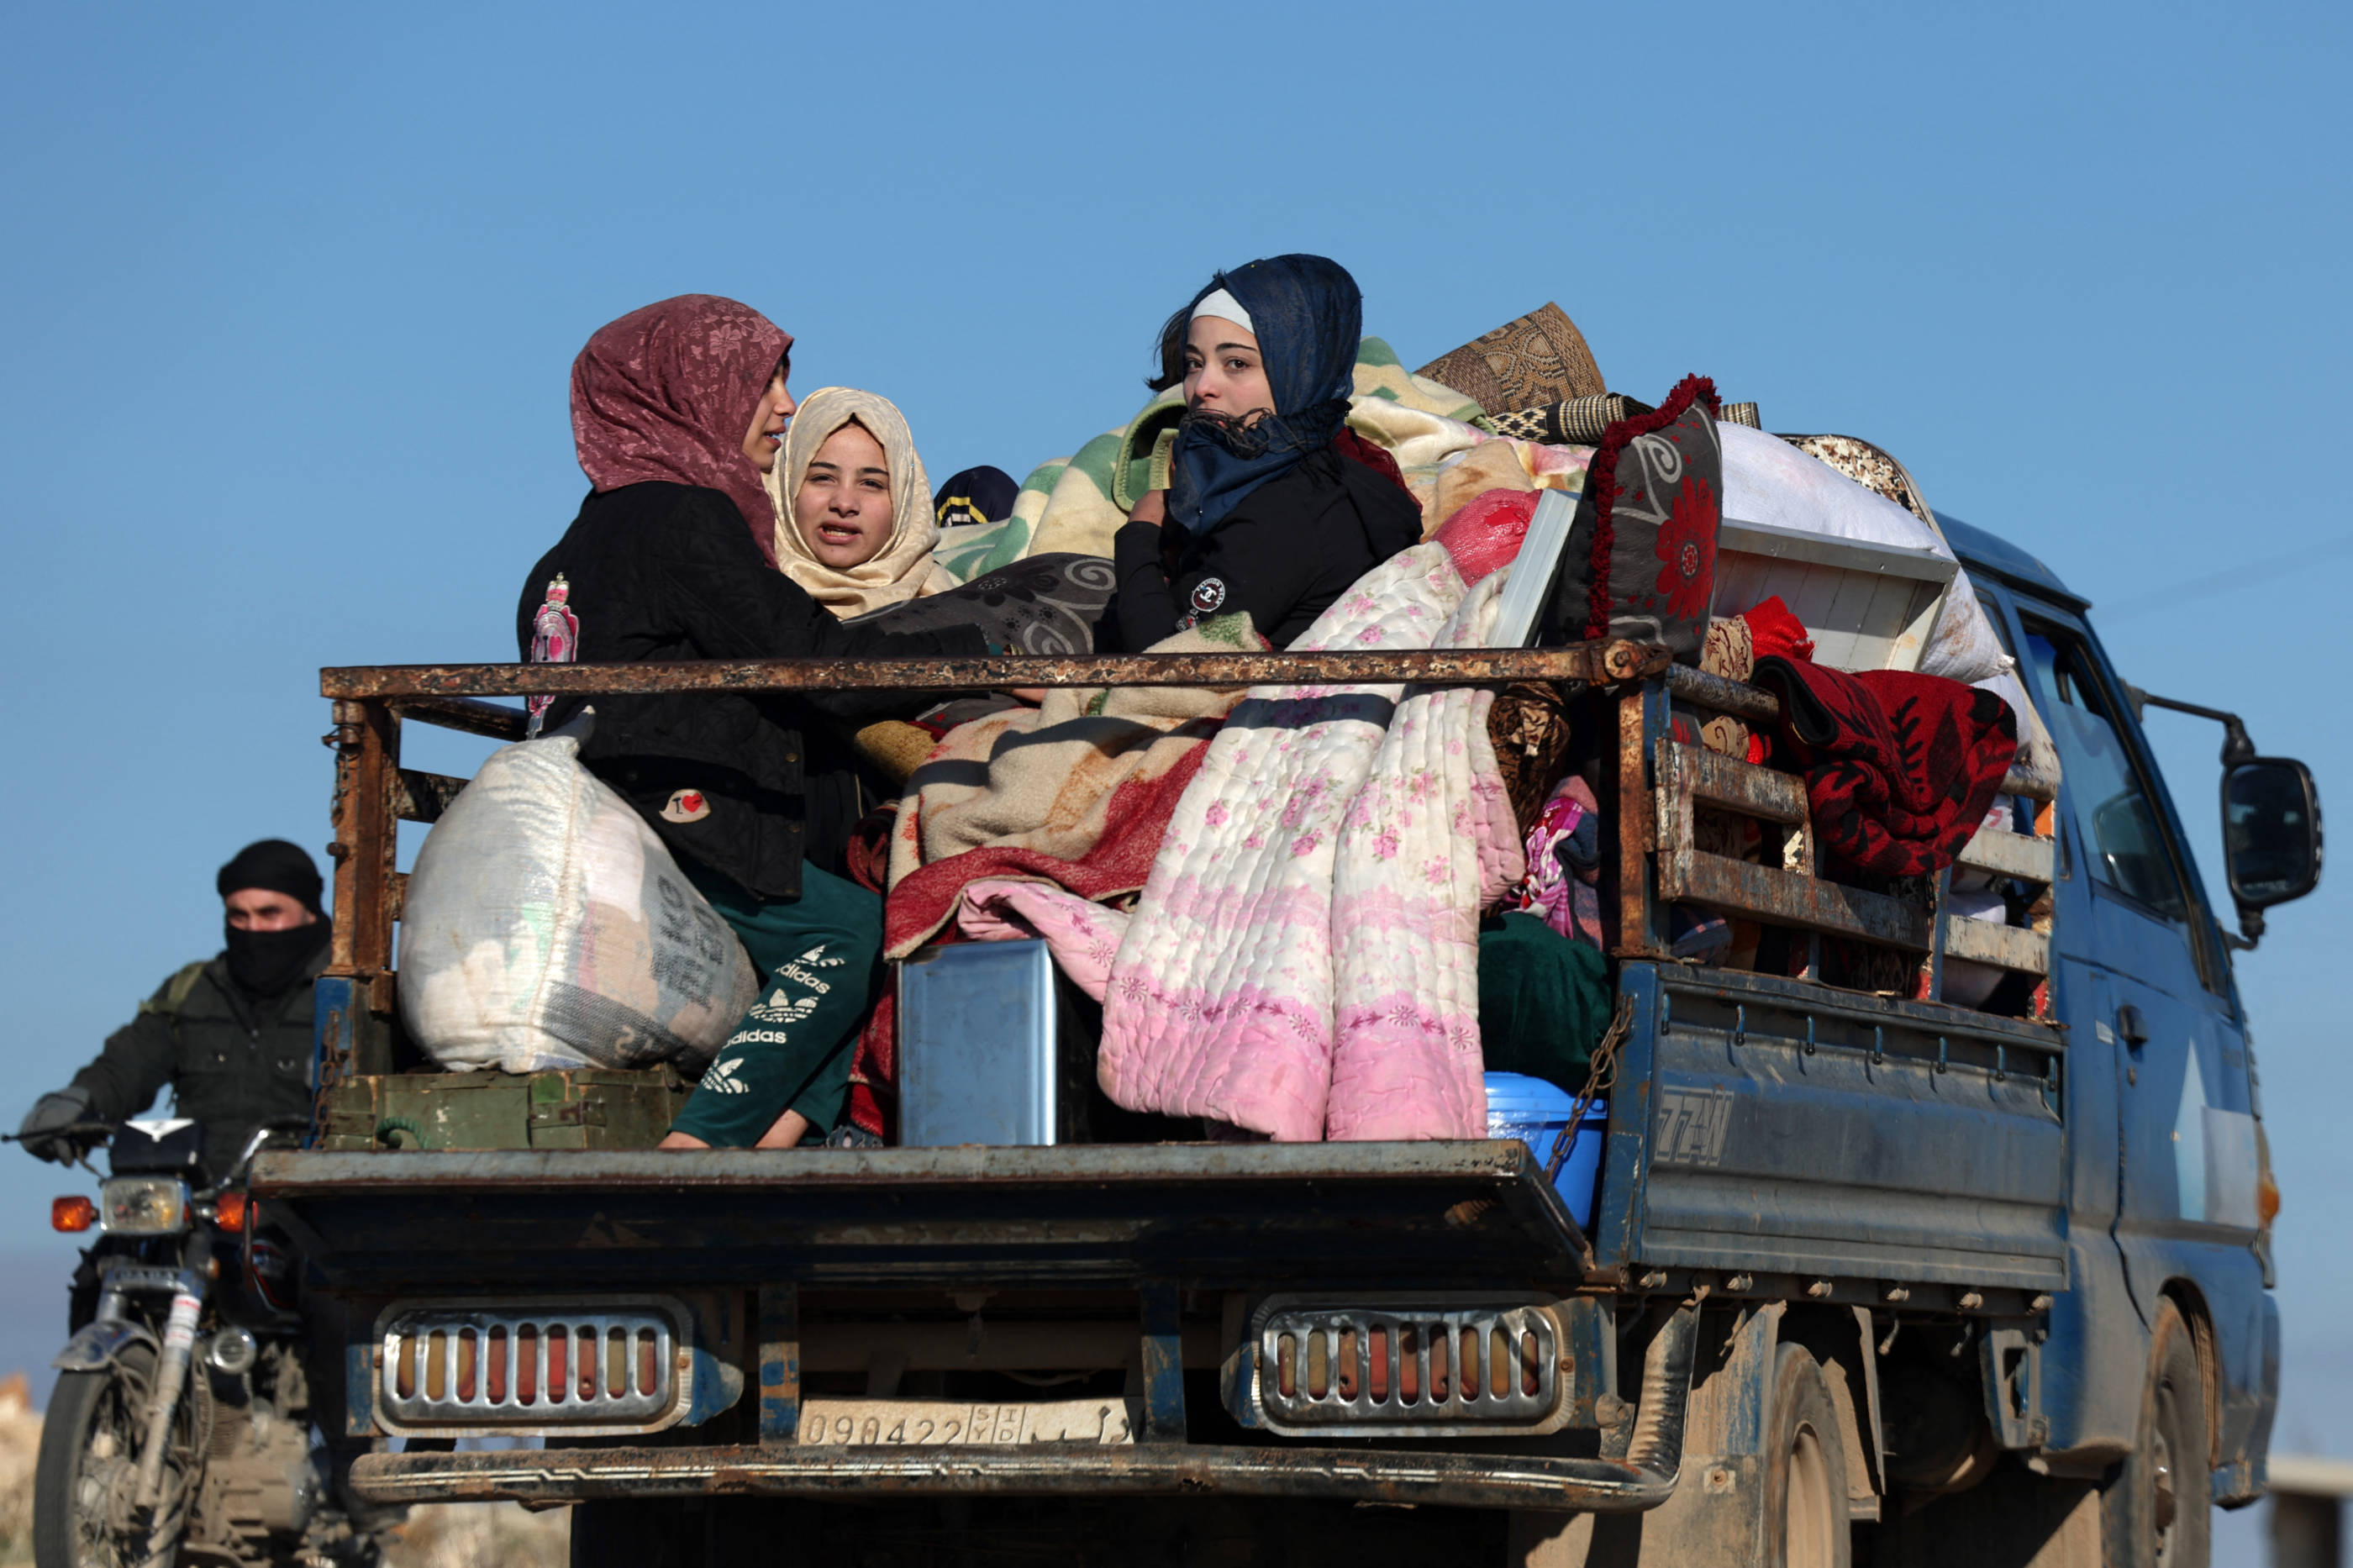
[882,616,1260,958]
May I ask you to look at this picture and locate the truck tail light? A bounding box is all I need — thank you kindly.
[1251,1297,1567,1437]
[2256,1122,2281,1229]
[376,1297,691,1437]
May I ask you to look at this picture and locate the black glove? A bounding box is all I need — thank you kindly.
[18,1088,93,1165]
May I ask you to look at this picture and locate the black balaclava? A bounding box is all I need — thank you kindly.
[218,839,329,998]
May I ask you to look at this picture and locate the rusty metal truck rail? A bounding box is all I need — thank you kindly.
[318,640,1671,702]
[309,639,1668,1084]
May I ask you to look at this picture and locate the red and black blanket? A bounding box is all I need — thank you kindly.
[1748,656,2018,879]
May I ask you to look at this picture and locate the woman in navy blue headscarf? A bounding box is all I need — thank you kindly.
[1108,255,1421,650]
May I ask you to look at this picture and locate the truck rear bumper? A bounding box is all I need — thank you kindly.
[350,1302,1700,1515]
[349,1439,1677,1513]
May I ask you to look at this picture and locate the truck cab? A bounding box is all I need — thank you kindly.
[251,508,2320,1568]
[1938,511,2294,1518]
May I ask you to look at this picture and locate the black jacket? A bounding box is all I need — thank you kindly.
[519,482,982,897]
[1109,445,1423,651]
[71,948,326,1180]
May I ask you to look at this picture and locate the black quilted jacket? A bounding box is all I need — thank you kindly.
[1108,445,1422,652]
[517,482,982,898]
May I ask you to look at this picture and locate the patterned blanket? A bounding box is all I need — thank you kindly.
[1098,500,1527,1142]
[955,879,1127,1001]
[881,615,1258,960]
[1326,572,1524,1140]
[1095,545,1465,1139]
[1748,656,2019,878]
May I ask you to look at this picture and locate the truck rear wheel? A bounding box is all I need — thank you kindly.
[1765,1342,1850,1568]
[2101,1297,2208,1568]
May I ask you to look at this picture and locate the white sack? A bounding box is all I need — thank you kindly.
[1717,423,2007,683]
[398,714,758,1073]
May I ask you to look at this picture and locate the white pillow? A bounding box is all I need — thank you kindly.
[1718,423,2007,683]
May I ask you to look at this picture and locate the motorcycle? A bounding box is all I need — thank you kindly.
[21,1116,388,1568]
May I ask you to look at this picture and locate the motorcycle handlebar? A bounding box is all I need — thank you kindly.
[0,1123,116,1144]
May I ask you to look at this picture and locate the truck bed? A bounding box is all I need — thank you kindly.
[268,960,2066,1307]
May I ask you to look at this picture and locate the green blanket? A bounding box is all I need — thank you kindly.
[1477,912,1613,1092]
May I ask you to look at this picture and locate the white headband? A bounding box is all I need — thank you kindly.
[1189,287,1255,335]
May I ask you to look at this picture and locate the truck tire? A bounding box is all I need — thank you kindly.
[2101,1297,2208,1568]
[1765,1342,1850,1568]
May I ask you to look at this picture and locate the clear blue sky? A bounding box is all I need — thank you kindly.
[1,3,2344,1552]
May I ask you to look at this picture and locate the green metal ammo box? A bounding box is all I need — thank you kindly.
[315,1067,692,1152]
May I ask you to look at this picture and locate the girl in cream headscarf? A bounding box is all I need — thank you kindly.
[766,387,949,616]
[765,387,1120,660]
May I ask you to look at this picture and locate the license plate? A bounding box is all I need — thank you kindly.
[797,1397,1137,1447]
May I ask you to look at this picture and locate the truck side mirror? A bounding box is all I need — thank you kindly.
[2223,759,2323,923]
[2132,687,2323,950]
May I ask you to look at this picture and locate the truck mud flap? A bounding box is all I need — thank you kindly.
[350,1308,1701,1514]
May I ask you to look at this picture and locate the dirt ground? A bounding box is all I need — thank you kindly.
[0,1375,37,1564]
[0,1371,568,1567]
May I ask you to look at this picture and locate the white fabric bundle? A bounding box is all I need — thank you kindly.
[1972,667,2060,785]
[398,713,758,1073]
[1941,888,2015,1008]
[1717,423,2008,683]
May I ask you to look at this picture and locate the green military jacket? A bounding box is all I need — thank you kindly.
[71,947,327,1177]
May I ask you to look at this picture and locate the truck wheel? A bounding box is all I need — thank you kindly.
[2101,1298,2208,1568]
[1764,1342,1850,1568]
[33,1344,173,1568]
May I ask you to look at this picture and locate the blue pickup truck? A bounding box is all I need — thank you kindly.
[240,503,2320,1568]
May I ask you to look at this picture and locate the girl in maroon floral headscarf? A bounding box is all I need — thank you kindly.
[520,296,987,1154]
[570,294,797,565]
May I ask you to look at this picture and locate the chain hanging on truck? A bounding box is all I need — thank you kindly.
[1550,995,1633,1183]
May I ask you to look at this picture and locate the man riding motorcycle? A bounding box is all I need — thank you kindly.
[18,838,328,1186]
[14,839,398,1565]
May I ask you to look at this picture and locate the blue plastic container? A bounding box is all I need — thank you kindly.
[1485,1071,1608,1229]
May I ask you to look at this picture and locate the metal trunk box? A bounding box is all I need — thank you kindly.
[1709,515,1956,672]
[315,1067,692,1152]
[897,939,1060,1146]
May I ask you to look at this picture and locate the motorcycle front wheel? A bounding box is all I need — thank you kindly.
[33,1342,196,1568]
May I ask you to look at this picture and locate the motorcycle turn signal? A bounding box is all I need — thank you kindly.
[50,1196,95,1233]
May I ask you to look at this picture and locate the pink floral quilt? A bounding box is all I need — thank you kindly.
[1098,522,1524,1142]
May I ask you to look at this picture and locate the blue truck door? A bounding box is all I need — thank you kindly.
[1966,583,2135,1460]
[2011,604,2273,1489]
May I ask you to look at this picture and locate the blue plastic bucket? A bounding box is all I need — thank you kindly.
[1485,1071,1608,1229]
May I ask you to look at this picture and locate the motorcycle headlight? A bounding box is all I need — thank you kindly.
[101,1177,190,1235]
